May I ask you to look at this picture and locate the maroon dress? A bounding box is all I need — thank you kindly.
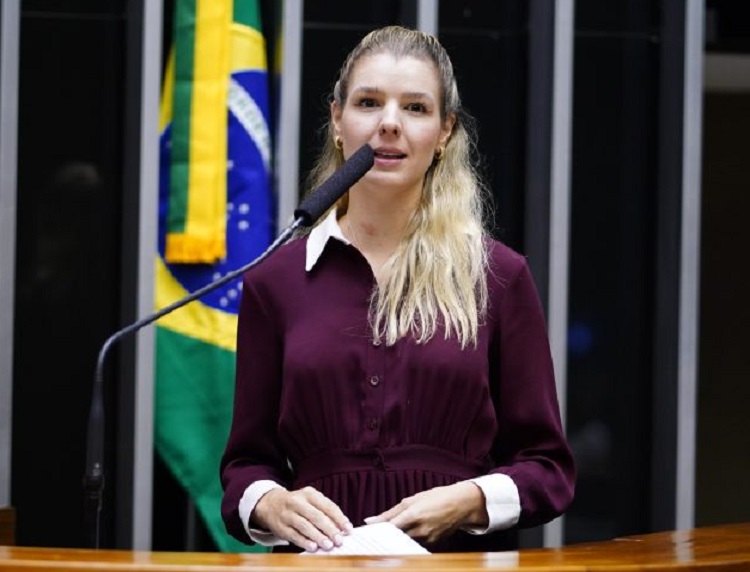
[220,236,575,552]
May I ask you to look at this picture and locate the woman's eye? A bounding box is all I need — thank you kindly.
[406,102,427,113]
[357,98,378,108]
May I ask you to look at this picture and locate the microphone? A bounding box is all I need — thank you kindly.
[294,143,374,225]
[83,143,374,548]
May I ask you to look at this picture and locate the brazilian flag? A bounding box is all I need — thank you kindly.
[155,0,273,552]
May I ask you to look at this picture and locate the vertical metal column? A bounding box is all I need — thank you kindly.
[0,0,20,510]
[676,0,704,530]
[544,0,575,548]
[524,0,555,309]
[276,0,304,230]
[417,0,438,36]
[131,0,163,550]
[117,0,162,550]
[652,0,703,533]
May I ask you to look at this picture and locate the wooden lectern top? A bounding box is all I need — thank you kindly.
[1,522,749,571]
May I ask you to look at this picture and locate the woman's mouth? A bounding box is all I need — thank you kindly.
[373,149,407,163]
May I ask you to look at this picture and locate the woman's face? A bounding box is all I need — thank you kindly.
[332,53,454,199]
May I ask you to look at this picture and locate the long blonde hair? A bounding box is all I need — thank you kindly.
[305,26,490,348]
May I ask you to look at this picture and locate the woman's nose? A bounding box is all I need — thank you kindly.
[378,103,401,136]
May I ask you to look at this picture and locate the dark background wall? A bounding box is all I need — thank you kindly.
[564,0,659,543]
[11,0,126,548]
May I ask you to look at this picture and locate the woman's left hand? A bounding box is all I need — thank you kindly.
[364,481,489,544]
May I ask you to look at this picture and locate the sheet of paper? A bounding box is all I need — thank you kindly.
[303,522,431,555]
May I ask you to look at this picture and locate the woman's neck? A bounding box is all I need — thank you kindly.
[341,186,420,282]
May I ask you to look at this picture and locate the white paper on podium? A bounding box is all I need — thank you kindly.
[302,522,431,555]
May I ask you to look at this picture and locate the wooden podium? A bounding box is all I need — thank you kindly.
[1,522,749,571]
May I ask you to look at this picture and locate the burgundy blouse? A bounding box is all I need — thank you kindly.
[220,236,575,552]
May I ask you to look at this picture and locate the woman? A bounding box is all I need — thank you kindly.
[220,25,575,553]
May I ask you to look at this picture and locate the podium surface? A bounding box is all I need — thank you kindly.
[1,522,749,571]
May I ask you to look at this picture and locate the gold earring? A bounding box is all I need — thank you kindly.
[434,147,444,161]
[334,136,343,151]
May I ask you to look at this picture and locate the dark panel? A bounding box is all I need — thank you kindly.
[260,0,283,164]
[523,0,555,306]
[650,0,684,533]
[575,0,659,35]
[706,0,750,52]
[305,1,405,27]
[440,2,528,251]
[439,0,526,32]
[564,31,658,542]
[22,0,124,16]
[11,12,124,547]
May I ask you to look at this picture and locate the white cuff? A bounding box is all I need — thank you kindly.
[238,480,290,546]
[463,473,521,535]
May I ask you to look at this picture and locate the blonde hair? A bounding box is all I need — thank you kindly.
[304,26,490,348]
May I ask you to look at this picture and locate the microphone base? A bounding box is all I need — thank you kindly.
[83,471,104,548]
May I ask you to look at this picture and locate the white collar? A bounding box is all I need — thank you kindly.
[305,209,351,271]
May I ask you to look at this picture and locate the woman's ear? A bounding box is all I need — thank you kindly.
[331,100,343,139]
[439,112,456,148]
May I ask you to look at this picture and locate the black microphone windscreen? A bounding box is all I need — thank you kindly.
[294,144,374,226]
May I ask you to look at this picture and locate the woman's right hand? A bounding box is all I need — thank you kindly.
[251,486,353,552]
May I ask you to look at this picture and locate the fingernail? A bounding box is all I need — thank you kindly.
[308,543,318,552]
[334,534,343,546]
[322,539,333,550]
[363,517,375,524]
[344,521,354,532]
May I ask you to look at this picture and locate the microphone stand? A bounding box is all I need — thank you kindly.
[83,217,303,548]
